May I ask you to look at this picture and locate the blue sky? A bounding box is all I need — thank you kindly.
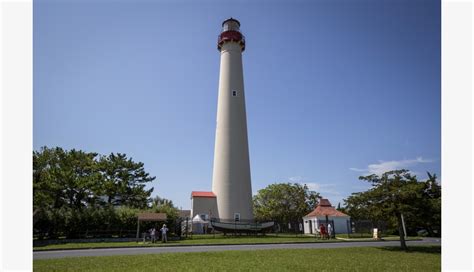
[34,0,440,210]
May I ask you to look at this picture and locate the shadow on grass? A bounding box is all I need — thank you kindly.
[378,245,441,254]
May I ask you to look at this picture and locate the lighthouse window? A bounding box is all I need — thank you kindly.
[232,90,237,97]
[234,213,241,222]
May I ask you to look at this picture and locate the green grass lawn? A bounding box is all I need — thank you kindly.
[34,233,422,251]
[33,234,339,251]
[34,246,441,272]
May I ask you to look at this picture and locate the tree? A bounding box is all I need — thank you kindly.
[33,147,101,238]
[33,147,157,238]
[115,206,141,236]
[344,169,441,250]
[33,147,101,210]
[33,146,60,211]
[404,172,441,236]
[150,195,175,208]
[98,153,155,208]
[253,183,320,223]
[336,202,347,214]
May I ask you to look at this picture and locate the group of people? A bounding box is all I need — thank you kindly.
[149,224,169,243]
[318,223,333,239]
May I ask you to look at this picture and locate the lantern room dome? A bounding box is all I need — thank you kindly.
[218,18,245,52]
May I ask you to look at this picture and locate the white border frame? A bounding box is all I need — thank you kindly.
[1,0,33,271]
[442,0,473,271]
[0,0,473,271]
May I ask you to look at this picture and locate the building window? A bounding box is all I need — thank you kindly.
[234,213,240,222]
[232,90,237,97]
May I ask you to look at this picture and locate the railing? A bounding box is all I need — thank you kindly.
[217,31,246,45]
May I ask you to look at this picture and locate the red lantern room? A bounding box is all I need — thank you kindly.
[217,18,245,52]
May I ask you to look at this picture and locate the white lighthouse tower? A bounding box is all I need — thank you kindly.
[211,18,254,221]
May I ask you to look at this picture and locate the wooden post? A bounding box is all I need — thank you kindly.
[185,217,188,238]
[136,219,140,242]
[332,220,335,239]
[325,215,329,239]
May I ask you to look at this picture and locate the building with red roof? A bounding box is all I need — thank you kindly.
[303,198,351,234]
[190,191,218,229]
[191,191,216,198]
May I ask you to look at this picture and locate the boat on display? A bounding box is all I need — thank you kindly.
[210,219,274,233]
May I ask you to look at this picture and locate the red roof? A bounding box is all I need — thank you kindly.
[191,191,216,198]
[305,199,349,217]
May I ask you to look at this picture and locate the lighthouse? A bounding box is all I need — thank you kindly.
[211,18,254,221]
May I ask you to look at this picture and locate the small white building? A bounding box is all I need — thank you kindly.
[303,199,351,234]
[190,191,218,222]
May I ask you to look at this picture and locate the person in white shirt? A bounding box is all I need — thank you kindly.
[327,224,333,239]
[150,228,156,243]
[160,224,169,243]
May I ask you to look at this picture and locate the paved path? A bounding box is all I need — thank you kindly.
[34,238,440,260]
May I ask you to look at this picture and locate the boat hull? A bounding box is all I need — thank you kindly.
[210,221,274,233]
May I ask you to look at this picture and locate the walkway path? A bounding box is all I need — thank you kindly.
[34,238,440,260]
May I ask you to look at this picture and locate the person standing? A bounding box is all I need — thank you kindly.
[160,224,169,243]
[150,227,156,243]
[327,223,333,239]
[320,224,327,240]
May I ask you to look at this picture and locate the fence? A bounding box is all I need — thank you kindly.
[346,219,387,238]
[33,229,138,240]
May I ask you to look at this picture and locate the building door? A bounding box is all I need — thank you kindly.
[308,220,313,234]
